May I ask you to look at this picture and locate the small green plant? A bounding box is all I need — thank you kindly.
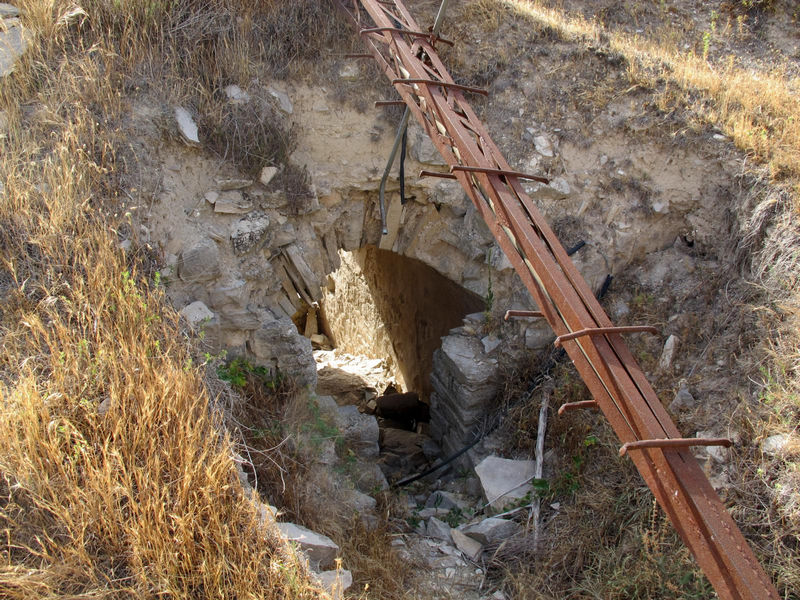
[217,358,282,389]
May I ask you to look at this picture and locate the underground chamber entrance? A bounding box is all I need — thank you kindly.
[318,245,485,403]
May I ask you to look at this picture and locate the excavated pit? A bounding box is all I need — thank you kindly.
[319,246,485,402]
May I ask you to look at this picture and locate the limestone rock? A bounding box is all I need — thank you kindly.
[670,383,696,412]
[174,106,199,145]
[180,300,215,326]
[425,490,466,511]
[533,135,554,157]
[260,166,279,186]
[475,455,535,511]
[761,434,791,456]
[231,213,270,255]
[342,488,377,513]
[0,4,20,17]
[333,405,379,459]
[314,569,353,599]
[209,279,249,309]
[223,84,250,104]
[461,517,520,545]
[214,190,253,214]
[451,528,483,561]
[426,517,452,542]
[177,239,220,282]
[219,307,261,331]
[353,461,389,493]
[0,18,27,78]
[268,87,293,114]
[276,522,338,569]
[659,335,679,370]
[97,397,112,417]
[409,122,445,165]
[215,177,253,191]
[249,315,317,387]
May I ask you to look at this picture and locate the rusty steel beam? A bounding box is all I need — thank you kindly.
[335,0,779,597]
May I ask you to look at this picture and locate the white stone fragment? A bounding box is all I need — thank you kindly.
[260,166,279,186]
[223,84,250,103]
[179,301,214,326]
[659,334,679,370]
[276,522,339,569]
[174,106,199,145]
[475,455,535,511]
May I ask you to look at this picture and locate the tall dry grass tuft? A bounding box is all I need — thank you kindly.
[0,0,344,597]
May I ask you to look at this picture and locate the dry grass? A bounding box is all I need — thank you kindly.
[0,0,356,597]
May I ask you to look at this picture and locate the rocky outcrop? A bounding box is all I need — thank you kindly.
[249,314,317,387]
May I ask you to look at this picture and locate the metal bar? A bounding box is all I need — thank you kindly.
[504,309,544,320]
[346,1,780,597]
[392,78,489,96]
[419,169,457,179]
[451,164,549,184]
[558,400,600,415]
[554,325,660,348]
[620,438,733,457]
[375,100,406,106]
[359,26,454,46]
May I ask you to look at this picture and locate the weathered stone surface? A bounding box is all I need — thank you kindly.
[209,279,249,309]
[174,106,199,145]
[341,488,377,513]
[178,239,220,283]
[461,518,521,545]
[276,522,338,569]
[353,461,389,493]
[223,85,250,104]
[249,314,317,387]
[215,177,253,191]
[314,569,353,599]
[0,4,20,17]
[426,517,452,542]
[180,300,215,326]
[268,86,293,114]
[659,334,679,370]
[451,528,483,561]
[284,244,320,300]
[761,433,792,456]
[425,490,466,511]
[670,383,696,412]
[0,19,27,78]
[475,455,535,511]
[231,213,270,255]
[214,190,253,214]
[219,307,261,330]
[333,405,379,459]
[409,122,445,165]
[260,166,278,186]
[533,135,554,157]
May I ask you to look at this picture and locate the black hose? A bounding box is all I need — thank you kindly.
[400,125,408,205]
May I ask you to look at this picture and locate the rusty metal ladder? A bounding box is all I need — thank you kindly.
[333,0,779,597]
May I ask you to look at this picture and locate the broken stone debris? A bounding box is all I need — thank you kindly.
[313,569,353,599]
[426,516,452,542]
[179,300,215,327]
[177,239,220,283]
[760,433,792,456]
[230,213,269,255]
[450,528,483,561]
[333,405,379,459]
[174,106,200,145]
[0,8,27,78]
[213,190,253,214]
[260,166,279,186]
[475,455,535,511]
[670,382,696,412]
[249,314,317,387]
[214,177,253,191]
[223,84,250,104]
[461,517,520,545]
[659,334,679,370]
[276,522,339,570]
